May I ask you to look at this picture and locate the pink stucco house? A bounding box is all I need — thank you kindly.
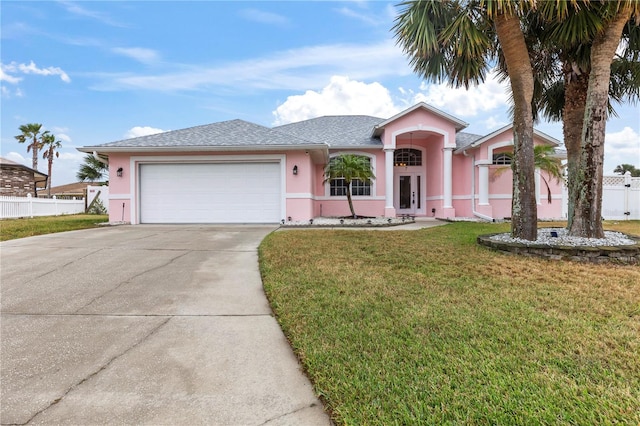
[79,102,566,224]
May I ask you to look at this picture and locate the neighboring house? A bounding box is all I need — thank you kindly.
[79,102,566,224]
[0,157,48,197]
[37,182,107,199]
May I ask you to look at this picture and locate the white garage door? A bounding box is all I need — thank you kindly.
[139,162,281,223]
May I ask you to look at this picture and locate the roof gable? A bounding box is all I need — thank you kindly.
[372,102,468,136]
[454,124,561,153]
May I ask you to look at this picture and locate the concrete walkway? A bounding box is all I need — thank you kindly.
[1,225,331,425]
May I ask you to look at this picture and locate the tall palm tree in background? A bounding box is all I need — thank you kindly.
[324,154,375,218]
[613,164,640,176]
[77,154,108,182]
[41,132,62,197]
[14,123,44,170]
[394,0,538,240]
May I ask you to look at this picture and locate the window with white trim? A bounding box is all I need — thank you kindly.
[492,153,512,165]
[328,155,372,196]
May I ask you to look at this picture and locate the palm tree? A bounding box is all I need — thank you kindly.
[535,1,640,238]
[14,123,43,170]
[77,154,108,182]
[394,0,539,240]
[614,164,640,177]
[494,145,565,204]
[324,154,375,218]
[572,3,638,238]
[41,132,62,197]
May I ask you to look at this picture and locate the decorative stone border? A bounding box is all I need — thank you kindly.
[477,233,640,265]
[280,217,415,228]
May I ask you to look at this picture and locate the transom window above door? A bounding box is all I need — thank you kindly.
[394,148,422,166]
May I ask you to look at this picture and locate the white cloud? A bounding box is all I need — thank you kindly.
[483,115,509,131]
[112,47,160,64]
[335,7,379,26]
[605,126,640,172]
[2,61,70,83]
[0,66,22,84]
[55,133,72,143]
[239,9,289,26]
[92,40,410,93]
[3,152,29,166]
[413,71,510,117]
[125,126,167,139]
[273,76,400,125]
[50,151,87,186]
[58,0,127,28]
[18,61,71,82]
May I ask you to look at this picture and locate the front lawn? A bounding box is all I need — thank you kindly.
[0,214,108,241]
[259,221,640,425]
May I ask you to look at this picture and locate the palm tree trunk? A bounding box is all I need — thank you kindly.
[570,6,630,238]
[562,63,589,231]
[31,137,39,170]
[47,156,53,197]
[346,183,356,218]
[494,11,537,240]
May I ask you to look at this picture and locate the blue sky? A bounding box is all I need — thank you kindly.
[2,1,638,187]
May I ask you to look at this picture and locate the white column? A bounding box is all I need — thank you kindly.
[478,164,489,205]
[384,148,395,209]
[443,148,453,208]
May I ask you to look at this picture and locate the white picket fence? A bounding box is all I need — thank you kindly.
[601,172,640,220]
[0,194,85,219]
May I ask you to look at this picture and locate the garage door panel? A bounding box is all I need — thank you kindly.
[140,163,281,223]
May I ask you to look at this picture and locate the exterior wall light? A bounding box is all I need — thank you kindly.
[117,167,123,177]
[293,165,298,175]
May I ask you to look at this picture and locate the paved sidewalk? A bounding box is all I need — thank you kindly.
[1,225,331,425]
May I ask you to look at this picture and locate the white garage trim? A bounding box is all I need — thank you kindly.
[129,155,286,224]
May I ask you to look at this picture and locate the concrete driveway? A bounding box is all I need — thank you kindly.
[1,225,331,425]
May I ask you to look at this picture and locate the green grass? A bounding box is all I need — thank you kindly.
[259,221,640,425]
[0,214,109,241]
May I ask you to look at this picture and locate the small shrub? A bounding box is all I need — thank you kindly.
[87,197,107,215]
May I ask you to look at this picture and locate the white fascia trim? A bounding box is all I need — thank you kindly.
[80,144,327,154]
[486,194,562,200]
[372,102,468,136]
[425,195,444,201]
[109,194,132,200]
[130,154,286,164]
[315,196,385,201]
[286,193,314,199]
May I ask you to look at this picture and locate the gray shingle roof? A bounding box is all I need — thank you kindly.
[274,116,385,148]
[455,132,483,150]
[97,119,324,148]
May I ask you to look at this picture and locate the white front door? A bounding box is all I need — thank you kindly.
[395,172,424,215]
